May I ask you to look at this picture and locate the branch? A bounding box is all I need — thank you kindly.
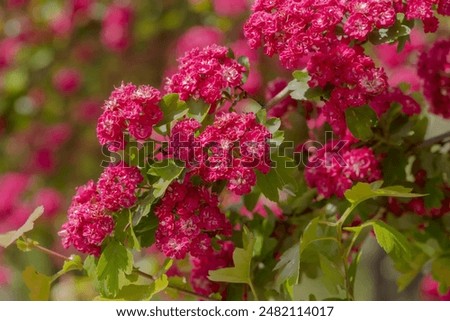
[135,269,218,301]
[264,85,291,109]
[415,130,450,149]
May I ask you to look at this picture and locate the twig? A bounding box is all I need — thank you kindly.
[135,269,218,301]
[264,85,291,109]
[414,130,450,150]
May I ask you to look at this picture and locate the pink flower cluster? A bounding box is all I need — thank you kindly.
[417,39,450,119]
[190,241,234,296]
[53,68,82,95]
[0,173,63,234]
[370,87,421,117]
[169,112,271,195]
[165,45,246,107]
[101,4,133,52]
[305,144,381,198]
[155,182,232,259]
[420,275,450,300]
[308,44,388,135]
[244,0,440,69]
[59,163,142,256]
[96,83,163,151]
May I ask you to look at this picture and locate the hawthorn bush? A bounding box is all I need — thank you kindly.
[0,0,449,301]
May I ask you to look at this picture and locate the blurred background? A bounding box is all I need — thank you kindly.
[0,0,448,300]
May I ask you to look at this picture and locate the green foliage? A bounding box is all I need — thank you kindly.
[208,228,255,285]
[344,182,424,205]
[148,159,184,198]
[288,72,310,101]
[0,206,44,248]
[116,275,169,300]
[157,93,188,128]
[345,105,378,141]
[22,266,52,301]
[97,240,134,297]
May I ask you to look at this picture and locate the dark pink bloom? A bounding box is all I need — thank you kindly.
[33,188,63,218]
[53,68,82,94]
[190,241,234,296]
[101,4,133,52]
[165,45,246,107]
[96,163,143,212]
[417,39,450,119]
[305,143,381,198]
[420,275,450,300]
[96,83,162,151]
[212,0,249,17]
[155,182,232,259]
[59,180,114,256]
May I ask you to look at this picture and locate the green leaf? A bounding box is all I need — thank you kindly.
[265,117,281,134]
[239,99,262,114]
[187,99,211,122]
[133,214,158,248]
[208,228,255,284]
[292,70,309,82]
[273,242,300,289]
[344,182,424,205]
[256,170,280,202]
[116,275,168,300]
[157,93,188,126]
[372,221,413,261]
[288,77,310,101]
[0,206,44,248]
[348,251,362,292]
[424,178,445,209]
[431,256,450,290]
[319,254,344,294]
[345,105,378,141]
[22,266,52,301]
[97,240,134,297]
[148,159,184,198]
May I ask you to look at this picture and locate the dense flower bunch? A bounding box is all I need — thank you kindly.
[308,44,388,135]
[59,163,143,256]
[417,39,450,119]
[370,87,421,116]
[59,180,114,256]
[190,241,234,296]
[244,0,440,69]
[305,143,381,198]
[165,45,246,107]
[169,112,272,195]
[154,181,232,259]
[96,83,163,151]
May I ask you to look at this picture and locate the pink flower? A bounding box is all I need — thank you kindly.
[190,241,234,296]
[96,83,162,151]
[33,188,63,218]
[155,182,232,259]
[305,143,381,198]
[420,275,450,300]
[53,68,81,94]
[417,39,450,119]
[438,0,450,15]
[101,4,133,52]
[0,265,11,286]
[0,38,22,70]
[50,11,74,38]
[212,0,249,17]
[96,162,143,212]
[176,26,224,57]
[59,180,114,256]
[165,45,246,107]
[0,173,29,221]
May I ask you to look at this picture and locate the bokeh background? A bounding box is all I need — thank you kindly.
[0,0,448,300]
